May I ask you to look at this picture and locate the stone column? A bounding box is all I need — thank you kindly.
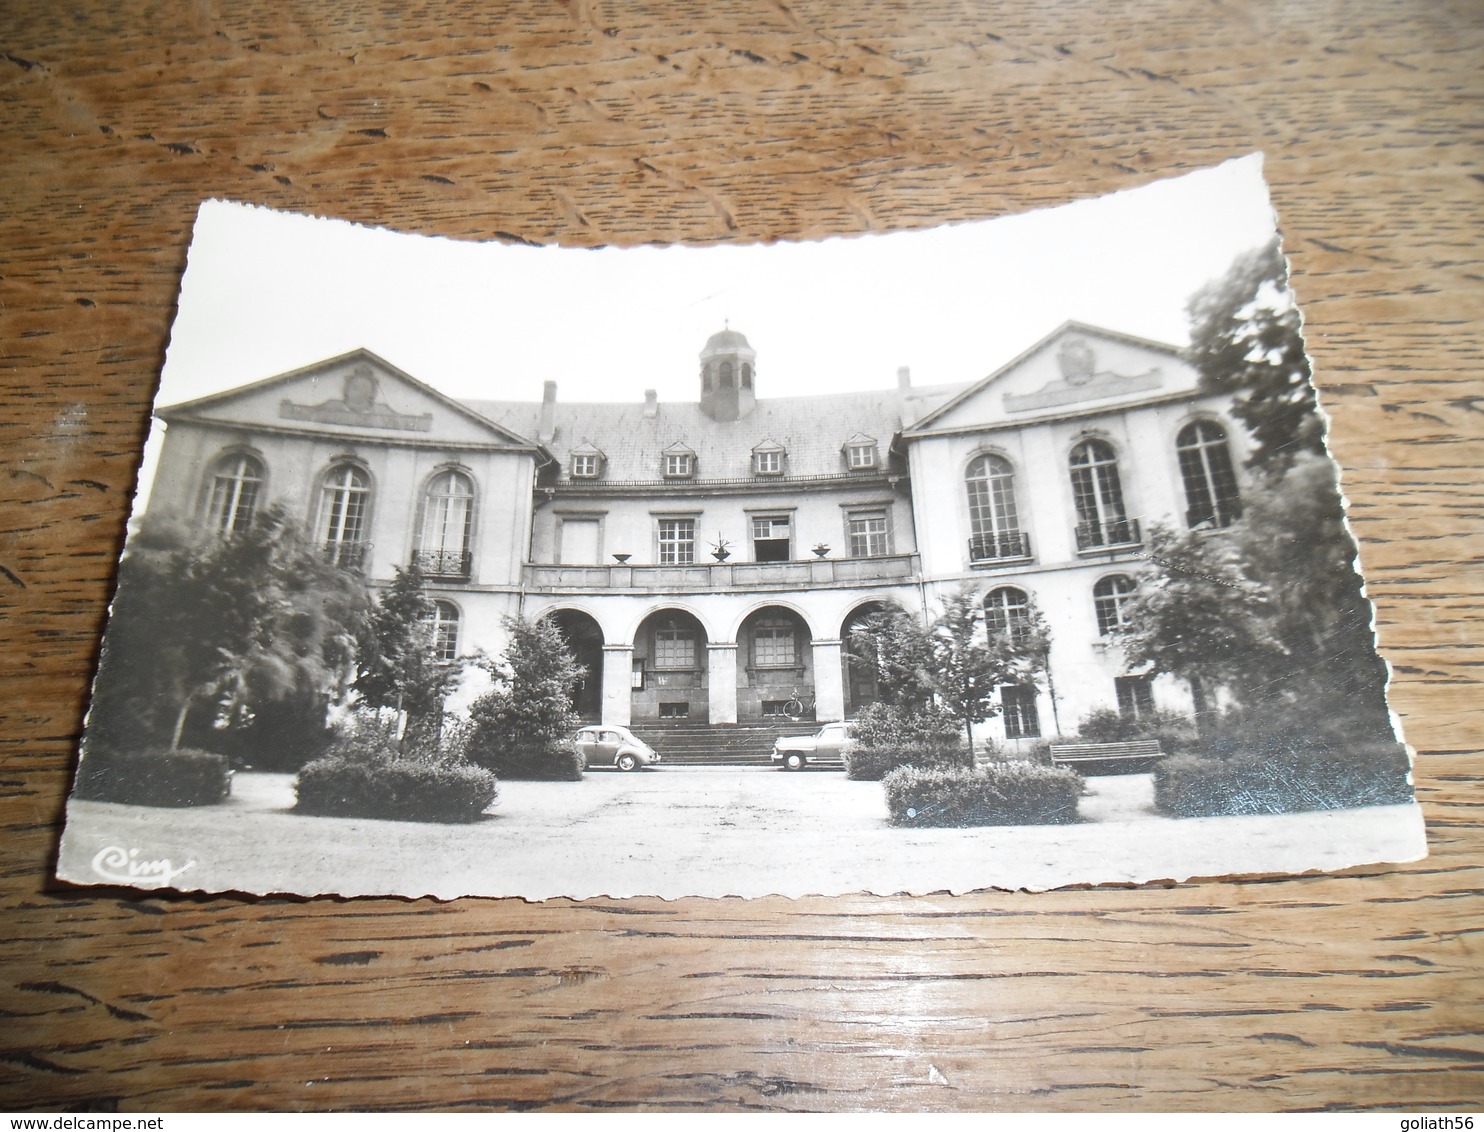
[601,645,633,727]
[811,638,846,722]
[707,642,738,725]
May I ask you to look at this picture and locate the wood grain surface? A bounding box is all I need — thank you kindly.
[2,0,1481,1112]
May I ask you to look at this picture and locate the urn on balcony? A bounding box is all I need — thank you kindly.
[612,553,631,564]
[812,543,830,559]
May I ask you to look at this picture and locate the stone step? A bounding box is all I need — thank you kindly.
[630,724,788,766]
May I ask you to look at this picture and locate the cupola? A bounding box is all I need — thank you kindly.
[699,325,757,421]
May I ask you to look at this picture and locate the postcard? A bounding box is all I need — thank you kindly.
[55,155,1426,898]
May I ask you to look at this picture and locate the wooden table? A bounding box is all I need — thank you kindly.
[2,1,1479,1111]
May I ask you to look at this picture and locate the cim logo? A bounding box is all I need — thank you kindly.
[91,845,196,888]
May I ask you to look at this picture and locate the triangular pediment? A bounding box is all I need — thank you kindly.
[157,349,540,449]
[904,323,1199,435]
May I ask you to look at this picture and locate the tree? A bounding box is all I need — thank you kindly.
[1186,237,1325,475]
[465,615,583,771]
[930,584,1050,749]
[353,564,461,750]
[845,606,936,712]
[1117,523,1282,717]
[84,506,369,754]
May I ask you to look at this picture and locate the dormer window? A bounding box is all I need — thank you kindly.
[844,435,879,470]
[569,441,605,480]
[752,440,786,477]
[662,442,696,479]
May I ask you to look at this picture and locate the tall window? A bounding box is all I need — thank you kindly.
[205,453,263,535]
[417,470,473,577]
[1001,685,1041,739]
[1070,439,1132,548]
[752,515,791,562]
[1093,574,1137,636]
[654,620,696,669]
[984,586,1030,643]
[1115,675,1155,720]
[657,518,696,564]
[422,600,460,661]
[320,464,370,567]
[965,454,1025,560]
[752,617,797,668]
[1177,421,1242,529]
[847,511,890,558]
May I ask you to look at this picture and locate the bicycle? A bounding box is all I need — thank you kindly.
[782,688,816,720]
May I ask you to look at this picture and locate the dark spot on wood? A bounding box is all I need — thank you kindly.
[315,950,381,966]
[2,52,41,71]
[422,174,454,185]
[274,175,291,185]
[75,297,95,307]
[357,127,387,138]
[162,141,197,155]
[733,49,767,64]
[0,564,26,588]
[0,1051,86,1076]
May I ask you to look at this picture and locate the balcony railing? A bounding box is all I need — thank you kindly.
[324,540,370,569]
[968,531,1032,564]
[523,552,921,592]
[1074,517,1143,552]
[412,548,473,579]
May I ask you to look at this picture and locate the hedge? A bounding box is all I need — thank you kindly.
[73,747,232,808]
[471,737,585,781]
[845,743,973,781]
[1153,744,1413,818]
[883,762,1082,827]
[295,753,498,823]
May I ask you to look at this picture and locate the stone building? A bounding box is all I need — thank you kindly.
[149,322,1247,747]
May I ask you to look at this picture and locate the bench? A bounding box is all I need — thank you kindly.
[1048,739,1164,767]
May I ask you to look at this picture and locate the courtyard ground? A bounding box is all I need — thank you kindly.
[55,765,1427,900]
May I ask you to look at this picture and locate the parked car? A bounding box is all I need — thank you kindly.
[571,725,661,771]
[770,720,856,771]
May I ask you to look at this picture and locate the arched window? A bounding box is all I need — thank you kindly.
[422,600,460,661]
[965,454,1027,561]
[204,453,263,535]
[320,463,370,567]
[719,361,735,389]
[1093,574,1137,636]
[984,586,1030,642]
[1070,439,1133,548]
[417,470,474,578]
[741,363,753,389]
[1177,421,1242,529]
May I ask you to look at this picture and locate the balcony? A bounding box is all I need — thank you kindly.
[411,548,472,580]
[968,531,1032,564]
[1074,517,1143,553]
[523,552,921,593]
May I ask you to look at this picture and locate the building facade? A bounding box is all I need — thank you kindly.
[150,322,1248,746]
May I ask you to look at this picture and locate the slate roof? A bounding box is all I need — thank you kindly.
[465,383,966,483]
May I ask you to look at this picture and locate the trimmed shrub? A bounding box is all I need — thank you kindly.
[73,747,231,808]
[845,743,973,782]
[883,762,1082,827]
[471,737,584,781]
[852,702,962,750]
[1153,744,1413,818]
[295,749,498,823]
[1077,707,1198,754]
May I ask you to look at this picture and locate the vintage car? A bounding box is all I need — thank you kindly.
[570,725,662,771]
[769,720,856,771]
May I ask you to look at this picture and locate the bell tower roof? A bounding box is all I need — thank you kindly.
[698,325,757,421]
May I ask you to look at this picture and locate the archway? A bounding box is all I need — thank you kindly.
[632,609,709,725]
[544,609,605,722]
[738,605,814,722]
[840,600,899,717]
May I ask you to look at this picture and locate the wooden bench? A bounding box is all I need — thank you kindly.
[1049,739,1164,767]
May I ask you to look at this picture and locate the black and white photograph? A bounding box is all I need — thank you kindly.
[55,154,1425,899]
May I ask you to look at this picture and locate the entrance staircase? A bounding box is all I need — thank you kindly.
[629,722,794,767]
